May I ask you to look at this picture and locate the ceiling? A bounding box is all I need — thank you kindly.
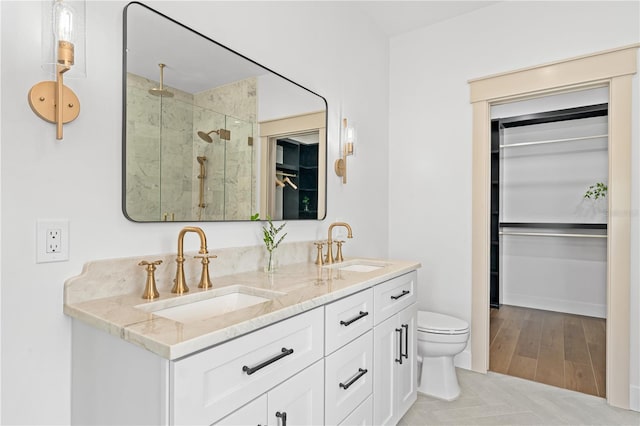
[357,1,500,37]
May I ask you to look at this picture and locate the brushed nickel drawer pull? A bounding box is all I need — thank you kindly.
[340,311,369,326]
[390,289,410,300]
[242,347,294,375]
[339,368,368,390]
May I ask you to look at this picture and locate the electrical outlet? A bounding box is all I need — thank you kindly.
[37,220,69,263]
[46,228,62,253]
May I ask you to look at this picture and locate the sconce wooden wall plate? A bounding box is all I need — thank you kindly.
[28,81,80,124]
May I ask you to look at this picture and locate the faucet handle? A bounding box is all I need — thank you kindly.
[194,254,217,289]
[314,241,325,265]
[335,240,345,263]
[138,260,163,300]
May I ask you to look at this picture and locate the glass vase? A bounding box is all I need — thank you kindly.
[264,249,278,273]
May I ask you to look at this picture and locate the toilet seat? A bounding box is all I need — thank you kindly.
[417,311,469,335]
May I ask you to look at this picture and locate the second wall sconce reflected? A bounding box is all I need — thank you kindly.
[335,118,356,184]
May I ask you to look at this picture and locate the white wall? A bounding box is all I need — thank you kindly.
[0,1,389,424]
[388,0,640,408]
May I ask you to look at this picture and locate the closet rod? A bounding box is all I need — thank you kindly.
[499,134,607,149]
[500,231,607,239]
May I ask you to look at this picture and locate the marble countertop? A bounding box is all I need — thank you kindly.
[64,246,420,360]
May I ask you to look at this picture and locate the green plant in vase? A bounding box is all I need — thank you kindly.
[257,215,287,273]
[302,195,310,212]
[584,182,608,200]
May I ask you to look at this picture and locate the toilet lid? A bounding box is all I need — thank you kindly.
[417,311,469,334]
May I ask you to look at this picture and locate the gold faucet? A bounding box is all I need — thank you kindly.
[172,226,209,294]
[325,222,353,264]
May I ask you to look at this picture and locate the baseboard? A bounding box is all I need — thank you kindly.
[631,384,640,412]
[503,293,606,318]
[454,348,471,370]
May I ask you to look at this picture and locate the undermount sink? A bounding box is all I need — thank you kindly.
[323,259,389,272]
[136,285,285,323]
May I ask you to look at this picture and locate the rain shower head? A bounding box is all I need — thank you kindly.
[149,63,174,97]
[197,129,220,143]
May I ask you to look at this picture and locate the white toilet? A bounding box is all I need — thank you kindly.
[416,311,470,401]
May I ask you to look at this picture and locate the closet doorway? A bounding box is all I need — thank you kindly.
[488,89,609,397]
[469,44,637,409]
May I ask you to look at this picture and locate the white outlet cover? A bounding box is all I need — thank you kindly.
[36,219,70,263]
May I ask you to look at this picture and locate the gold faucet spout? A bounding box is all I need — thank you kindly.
[326,222,353,264]
[173,226,209,294]
[328,222,353,244]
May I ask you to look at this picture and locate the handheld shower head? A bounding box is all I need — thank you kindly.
[197,129,220,143]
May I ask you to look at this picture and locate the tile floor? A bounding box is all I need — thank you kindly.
[398,368,640,425]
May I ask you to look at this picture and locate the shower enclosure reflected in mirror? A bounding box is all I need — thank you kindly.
[123,2,327,222]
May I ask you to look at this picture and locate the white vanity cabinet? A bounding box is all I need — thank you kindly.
[172,307,323,424]
[69,265,420,426]
[214,360,324,426]
[372,271,418,426]
[71,307,323,426]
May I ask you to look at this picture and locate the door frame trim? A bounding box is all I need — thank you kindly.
[469,43,638,409]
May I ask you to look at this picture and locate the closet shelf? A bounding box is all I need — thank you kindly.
[498,103,608,128]
[500,134,607,149]
[499,231,607,239]
[500,222,607,230]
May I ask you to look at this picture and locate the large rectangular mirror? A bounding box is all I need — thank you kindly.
[123,2,327,222]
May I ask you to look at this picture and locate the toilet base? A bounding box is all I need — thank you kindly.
[417,355,460,401]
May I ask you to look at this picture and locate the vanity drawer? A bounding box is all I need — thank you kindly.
[325,288,374,355]
[325,330,373,426]
[373,271,417,325]
[339,395,373,426]
[171,307,323,425]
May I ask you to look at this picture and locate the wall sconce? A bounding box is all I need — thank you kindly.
[335,118,356,184]
[28,0,85,140]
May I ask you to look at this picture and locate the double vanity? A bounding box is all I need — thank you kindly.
[65,239,420,425]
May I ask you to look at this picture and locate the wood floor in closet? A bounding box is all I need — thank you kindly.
[489,305,606,398]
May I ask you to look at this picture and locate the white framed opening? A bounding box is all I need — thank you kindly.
[469,44,638,409]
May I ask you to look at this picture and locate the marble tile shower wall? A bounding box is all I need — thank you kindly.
[126,73,257,221]
[126,73,194,221]
[193,78,257,221]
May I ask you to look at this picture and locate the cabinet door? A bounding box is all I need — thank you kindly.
[268,360,324,426]
[213,394,267,426]
[396,304,417,418]
[372,315,398,426]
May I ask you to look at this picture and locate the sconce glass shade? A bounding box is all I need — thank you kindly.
[53,0,75,43]
[41,0,86,77]
[342,121,356,156]
[335,118,356,183]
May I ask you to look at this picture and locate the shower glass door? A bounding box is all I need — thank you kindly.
[125,71,256,222]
